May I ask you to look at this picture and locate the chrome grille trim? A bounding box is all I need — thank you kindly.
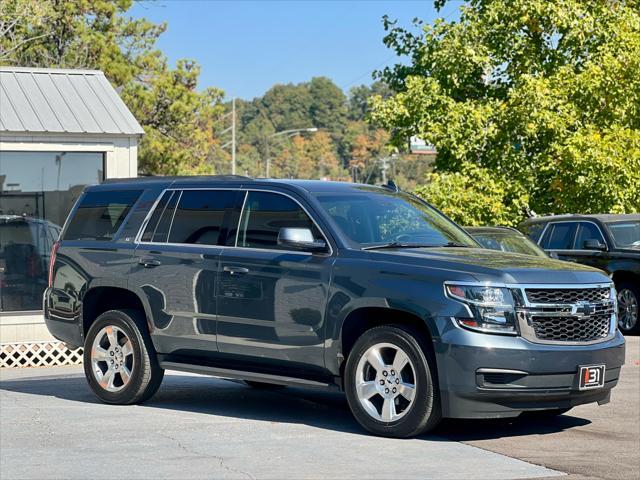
[515,284,617,345]
[525,287,610,304]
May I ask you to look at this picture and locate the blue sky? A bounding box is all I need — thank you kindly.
[130,1,460,100]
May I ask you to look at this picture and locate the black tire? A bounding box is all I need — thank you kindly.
[344,325,441,438]
[83,309,164,404]
[616,281,640,334]
[244,380,286,390]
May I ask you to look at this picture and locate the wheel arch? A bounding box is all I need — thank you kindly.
[611,270,640,288]
[82,287,151,338]
[338,306,436,379]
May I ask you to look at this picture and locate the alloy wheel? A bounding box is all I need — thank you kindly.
[355,342,417,422]
[90,325,135,392]
[618,289,638,331]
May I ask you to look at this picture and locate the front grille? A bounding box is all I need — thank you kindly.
[525,287,610,304]
[519,285,614,343]
[530,310,612,342]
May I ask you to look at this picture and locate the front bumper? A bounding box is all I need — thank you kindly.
[434,318,626,418]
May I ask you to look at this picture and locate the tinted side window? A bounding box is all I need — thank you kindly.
[543,223,577,250]
[522,222,545,242]
[237,191,321,250]
[141,191,174,242]
[168,190,236,245]
[575,222,605,249]
[64,190,141,241]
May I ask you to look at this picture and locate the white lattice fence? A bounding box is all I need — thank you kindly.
[0,341,83,368]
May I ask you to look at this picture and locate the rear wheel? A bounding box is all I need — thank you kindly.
[344,325,441,438]
[617,282,639,334]
[84,309,164,404]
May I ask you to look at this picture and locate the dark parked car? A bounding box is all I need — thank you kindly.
[465,226,549,258]
[521,214,640,334]
[44,177,625,438]
[0,215,61,311]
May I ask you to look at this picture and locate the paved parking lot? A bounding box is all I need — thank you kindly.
[1,337,638,480]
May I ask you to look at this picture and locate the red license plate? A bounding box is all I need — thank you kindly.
[579,365,605,390]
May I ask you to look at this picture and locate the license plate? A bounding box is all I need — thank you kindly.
[578,365,605,390]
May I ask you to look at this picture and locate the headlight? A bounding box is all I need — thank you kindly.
[445,283,518,335]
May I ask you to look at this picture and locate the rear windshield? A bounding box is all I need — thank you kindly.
[64,190,142,241]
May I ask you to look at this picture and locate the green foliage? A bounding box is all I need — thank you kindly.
[372,0,640,223]
[1,0,223,175]
[413,162,527,226]
[123,60,224,175]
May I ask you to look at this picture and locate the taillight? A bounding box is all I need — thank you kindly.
[48,241,59,288]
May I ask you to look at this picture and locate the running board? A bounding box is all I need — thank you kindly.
[159,361,335,390]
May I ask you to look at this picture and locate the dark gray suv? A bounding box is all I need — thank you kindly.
[44,176,625,438]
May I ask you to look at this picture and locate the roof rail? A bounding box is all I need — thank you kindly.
[101,174,252,184]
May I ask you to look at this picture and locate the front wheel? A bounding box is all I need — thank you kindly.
[344,325,441,438]
[84,309,164,404]
[617,282,639,334]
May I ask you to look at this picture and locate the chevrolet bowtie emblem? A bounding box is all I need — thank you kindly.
[572,301,597,317]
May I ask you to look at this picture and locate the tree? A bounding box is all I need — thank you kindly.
[124,60,224,175]
[1,0,224,175]
[0,0,53,62]
[347,81,393,121]
[309,77,348,134]
[414,162,528,226]
[371,0,640,220]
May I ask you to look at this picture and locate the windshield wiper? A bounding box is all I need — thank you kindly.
[441,241,472,248]
[362,242,434,250]
[362,241,471,250]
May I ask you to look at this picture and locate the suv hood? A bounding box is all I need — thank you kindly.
[369,247,610,285]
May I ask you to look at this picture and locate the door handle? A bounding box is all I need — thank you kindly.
[223,266,249,275]
[138,258,161,268]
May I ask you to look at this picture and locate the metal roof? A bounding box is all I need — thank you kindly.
[0,66,144,135]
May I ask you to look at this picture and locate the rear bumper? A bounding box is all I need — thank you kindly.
[435,319,626,418]
[43,287,84,348]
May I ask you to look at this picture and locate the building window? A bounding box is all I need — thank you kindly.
[0,151,104,312]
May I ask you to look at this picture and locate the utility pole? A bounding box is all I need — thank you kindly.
[219,97,237,174]
[380,155,389,184]
[231,98,236,175]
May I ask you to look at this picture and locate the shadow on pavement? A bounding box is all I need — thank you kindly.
[0,371,590,440]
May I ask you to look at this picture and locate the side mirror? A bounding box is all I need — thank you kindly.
[277,227,327,252]
[583,239,607,251]
[548,252,559,259]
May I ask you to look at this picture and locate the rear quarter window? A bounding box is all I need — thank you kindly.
[64,190,142,241]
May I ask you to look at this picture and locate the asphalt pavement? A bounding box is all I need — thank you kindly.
[1,337,638,480]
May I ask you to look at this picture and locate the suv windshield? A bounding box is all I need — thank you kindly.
[470,231,547,257]
[316,188,477,248]
[606,220,640,249]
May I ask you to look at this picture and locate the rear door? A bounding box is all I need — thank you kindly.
[216,189,334,374]
[131,188,240,358]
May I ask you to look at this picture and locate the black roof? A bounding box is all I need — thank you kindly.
[522,213,640,224]
[95,176,390,194]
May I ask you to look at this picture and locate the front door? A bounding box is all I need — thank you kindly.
[216,190,334,373]
[568,222,611,271]
[131,188,238,357]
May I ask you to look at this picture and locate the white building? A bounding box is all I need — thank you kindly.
[0,66,143,350]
